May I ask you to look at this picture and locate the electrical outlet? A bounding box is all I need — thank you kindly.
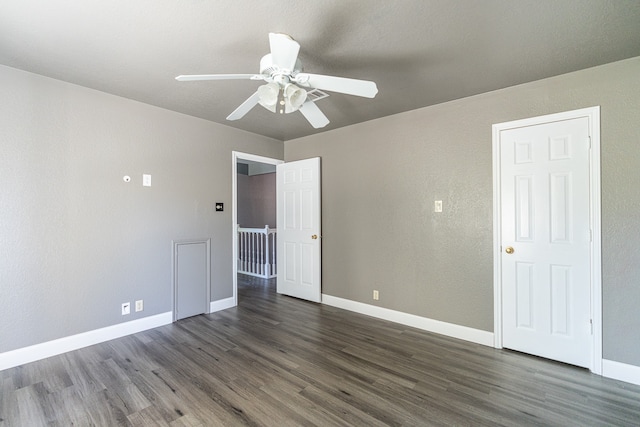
[135,299,143,312]
[373,290,380,301]
[121,302,130,315]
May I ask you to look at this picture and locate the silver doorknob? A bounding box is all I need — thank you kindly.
[505,246,514,254]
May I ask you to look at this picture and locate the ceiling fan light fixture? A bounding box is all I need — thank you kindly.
[257,82,280,112]
[283,83,307,113]
[177,33,377,127]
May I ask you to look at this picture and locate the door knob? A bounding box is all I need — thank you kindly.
[505,246,514,254]
[311,234,318,240]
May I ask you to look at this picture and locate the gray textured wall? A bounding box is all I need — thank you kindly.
[285,57,640,367]
[0,65,283,353]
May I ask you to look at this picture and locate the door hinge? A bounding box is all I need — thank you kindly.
[590,319,593,335]
[588,136,592,149]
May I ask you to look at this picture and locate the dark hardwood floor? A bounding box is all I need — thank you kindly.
[2,275,640,426]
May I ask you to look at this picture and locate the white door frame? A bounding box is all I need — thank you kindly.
[232,151,284,306]
[492,106,602,374]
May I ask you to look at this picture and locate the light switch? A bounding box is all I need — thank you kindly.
[143,174,151,187]
[434,200,443,213]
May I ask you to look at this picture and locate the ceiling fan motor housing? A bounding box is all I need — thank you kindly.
[260,54,302,85]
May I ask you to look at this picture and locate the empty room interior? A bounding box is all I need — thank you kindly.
[2,1,640,425]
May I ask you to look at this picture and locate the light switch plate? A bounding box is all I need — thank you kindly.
[143,174,151,187]
[434,200,443,212]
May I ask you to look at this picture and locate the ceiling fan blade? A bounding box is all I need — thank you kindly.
[176,74,263,81]
[299,101,330,129]
[226,91,261,121]
[294,73,378,98]
[269,33,300,71]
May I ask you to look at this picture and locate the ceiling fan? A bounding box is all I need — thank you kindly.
[175,33,378,129]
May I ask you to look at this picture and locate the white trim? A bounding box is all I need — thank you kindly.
[209,296,236,313]
[0,312,172,371]
[492,106,602,374]
[322,294,494,347]
[589,108,603,375]
[603,359,640,386]
[232,151,283,307]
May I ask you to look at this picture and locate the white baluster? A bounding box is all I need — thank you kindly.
[252,232,257,274]
[244,231,248,272]
[242,230,246,272]
[272,231,276,276]
[264,225,270,276]
[250,232,254,274]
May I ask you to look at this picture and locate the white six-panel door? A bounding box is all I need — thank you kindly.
[276,157,321,302]
[499,117,592,368]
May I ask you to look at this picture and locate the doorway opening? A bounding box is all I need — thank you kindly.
[232,152,283,306]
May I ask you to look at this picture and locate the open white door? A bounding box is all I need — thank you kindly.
[276,157,321,302]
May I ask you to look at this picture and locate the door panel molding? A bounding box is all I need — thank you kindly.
[492,106,602,374]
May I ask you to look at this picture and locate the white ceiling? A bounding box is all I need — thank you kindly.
[2,1,639,141]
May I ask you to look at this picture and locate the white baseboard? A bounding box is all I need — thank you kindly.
[321,294,494,347]
[1,297,237,373]
[210,296,236,313]
[602,359,640,386]
[0,312,173,371]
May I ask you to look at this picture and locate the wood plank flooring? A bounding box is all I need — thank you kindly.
[2,275,640,426]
